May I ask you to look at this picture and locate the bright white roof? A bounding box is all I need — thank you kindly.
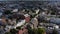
[24,14,30,17]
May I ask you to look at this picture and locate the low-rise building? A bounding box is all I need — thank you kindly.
[30,18,38,29]
[24,14,30,23]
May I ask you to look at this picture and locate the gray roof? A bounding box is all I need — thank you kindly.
[49,18,60,24]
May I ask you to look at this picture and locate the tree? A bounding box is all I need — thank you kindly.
[10,29,18,34]
[52,29,58,34]
[16,26,21,30]
[27,25,34,34]
[37,28,45,34]
[33,28,38,34]
[5,32,11,34]
[3,10,12,15]
[50,6,58,15]
[5,29,18,34]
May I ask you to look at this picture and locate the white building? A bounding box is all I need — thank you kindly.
[14,20,25,28]
[5,20,25,30]
[35,9,39,14]
[30,18,38,29]
[12,9,18,12]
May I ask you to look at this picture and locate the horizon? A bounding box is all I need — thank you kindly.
[0,0,60,1]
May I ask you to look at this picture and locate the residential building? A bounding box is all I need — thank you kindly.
[30,18,38,29]
[24,14,30,23]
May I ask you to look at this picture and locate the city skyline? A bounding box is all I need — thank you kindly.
[0,0,60,1]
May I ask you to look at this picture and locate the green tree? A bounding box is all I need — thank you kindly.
[3,10,12,15]
[5,32,11,34]
[50,6,58,15]
[27,25,34,34]
[16,26,21,30]
[37,28,45,34]
[10,29,18,34]
[52,29,58,34]
[33,28,38,34]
